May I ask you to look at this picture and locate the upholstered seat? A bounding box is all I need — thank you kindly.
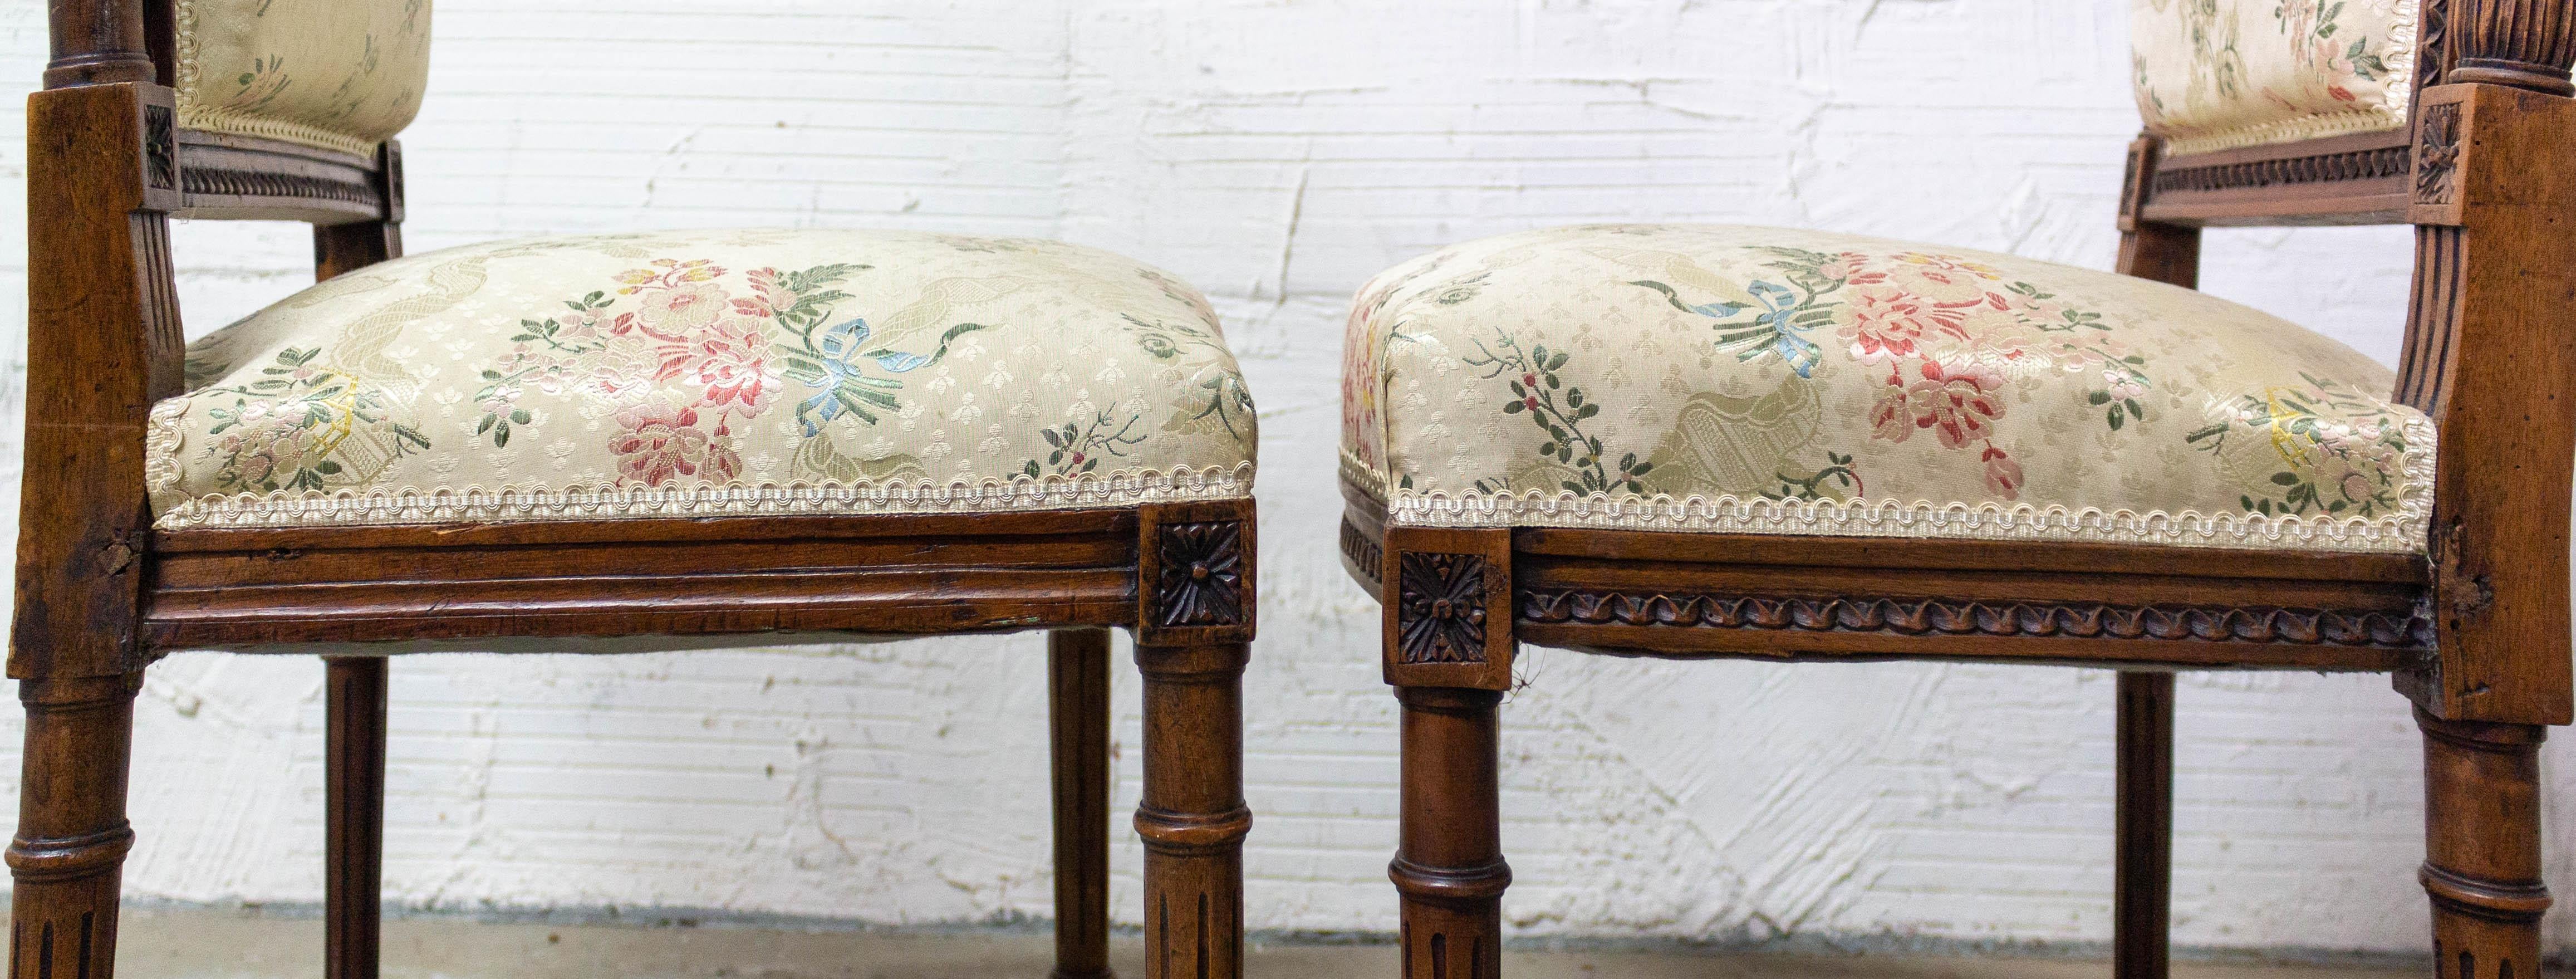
[151,229,1258,528]
[1340,224,2430,554]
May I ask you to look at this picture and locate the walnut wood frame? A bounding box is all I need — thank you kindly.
[1348,1,2576,976]
[7,4,1257,978]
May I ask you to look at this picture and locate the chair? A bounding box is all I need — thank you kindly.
[9,3,1259,978]
[1338,1,2573,976]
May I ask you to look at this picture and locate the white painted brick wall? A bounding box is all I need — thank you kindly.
[0,0,2564,956]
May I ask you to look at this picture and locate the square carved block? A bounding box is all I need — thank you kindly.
[1380,526,1513,689]
[1136,499,1256,647]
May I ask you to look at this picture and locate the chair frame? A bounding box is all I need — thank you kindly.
[1344,2,2576,976]
[7,4,1258,979]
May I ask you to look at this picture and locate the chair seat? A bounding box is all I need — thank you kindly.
[1341,224,2431,555]
[150,229,1257,528]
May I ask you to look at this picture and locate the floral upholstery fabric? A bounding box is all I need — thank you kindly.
[2132,0,2417,154]
[1341,225,2432,554]
[150,230,1257,528]
[177,0,432,155]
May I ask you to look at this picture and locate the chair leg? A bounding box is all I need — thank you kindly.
[1049,629,1115,979]
[7,672,143,979]
[2417,708,2550,978]
[1392,686,1507,979]
[326,658,389,979]
[2113,671,2173,979]
[1132,642,1249,979]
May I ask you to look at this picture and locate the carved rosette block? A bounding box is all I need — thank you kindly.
[1397,554,1488,664]
[1157,522,1246,627]
[1136,500,1255,647]
[2418,100,2466,209]
[379,140,408,223]
[2117,135,2156,232]
[1381,527,1512,689]
[2410,85,2486,227]
[141,104,175,194]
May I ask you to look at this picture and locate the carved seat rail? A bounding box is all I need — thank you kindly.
[170,129,395,226]
[2137,130,2416,227]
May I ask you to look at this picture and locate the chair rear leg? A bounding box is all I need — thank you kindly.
[1049,629,1115,979]
[2417,709,2550,978]
[8,672,143,979]
[326,658,388,979]
[2114,671,2173,979]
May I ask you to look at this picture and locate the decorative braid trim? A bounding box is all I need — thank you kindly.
[1345,414,2433,556]
[174,0,389,157]
[151,462,1257,530]
[2151,2,2418,157]
[2157,107,2410,157]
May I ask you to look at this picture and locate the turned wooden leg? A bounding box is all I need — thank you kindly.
[2114,671,2174,979]
[326,658,389,979]
[1392,686,1507,979]
[2417,709,2550,979]
[1132,642,1249,979]
[8,672,143,979]
[1050,629,1115,979]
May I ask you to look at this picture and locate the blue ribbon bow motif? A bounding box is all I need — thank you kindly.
[798,317,931,435]
[1743,281,1822,379]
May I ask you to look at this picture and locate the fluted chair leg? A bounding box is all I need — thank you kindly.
[2417,709,2550,978]
[8,672,143,979]
[1392,686,1506,979]
[1134,642,1249,979]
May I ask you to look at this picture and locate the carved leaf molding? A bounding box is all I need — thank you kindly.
[1519,589,2434,648]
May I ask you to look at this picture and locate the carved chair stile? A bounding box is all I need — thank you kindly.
[1339,1,2576,976]
[9,2,1260,978]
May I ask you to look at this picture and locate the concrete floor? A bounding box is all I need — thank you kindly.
[102,906,2450,979]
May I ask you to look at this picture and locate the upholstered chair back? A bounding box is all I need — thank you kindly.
[2131,0,2418,154]
[175,0,432,155]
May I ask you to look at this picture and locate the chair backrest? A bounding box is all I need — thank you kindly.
[169,0,431,155]
[2118,0,2576,726]
[2131,0,2420,155]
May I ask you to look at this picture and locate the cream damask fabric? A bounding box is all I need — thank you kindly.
[177,0,432,155]
[150,229,1257,528]
[2132,0,2417,154]
[1341,225,2432,554]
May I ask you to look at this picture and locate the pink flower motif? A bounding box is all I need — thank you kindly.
[1870,359,2008,449]
[2102,369,2147,402]
[610,402,740,487]
[1840,286,1934,361]
[636,281,728,334]
[659,316,778,414]
[1888,254,2005,305]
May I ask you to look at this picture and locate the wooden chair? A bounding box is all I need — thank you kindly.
[8,3,1259,978]
[1339,1,2574,976]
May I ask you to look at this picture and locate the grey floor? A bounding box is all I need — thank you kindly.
[107,906,2446,978]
